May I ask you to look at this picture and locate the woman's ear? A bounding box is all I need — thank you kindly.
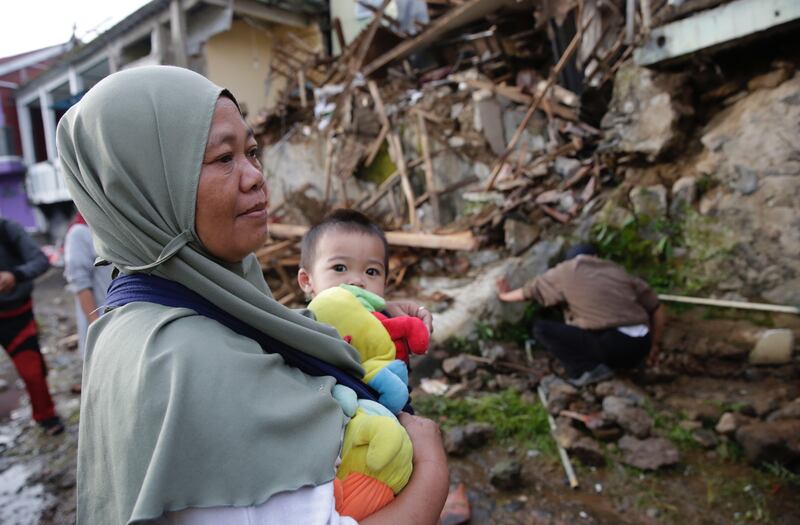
[297,268,314,296]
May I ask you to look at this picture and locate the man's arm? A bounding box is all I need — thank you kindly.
[646,304,666,366]
[5,220,50,282]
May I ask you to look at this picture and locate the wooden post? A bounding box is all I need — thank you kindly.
[416,111,441,227]
[297,70,307,108]
[388,132,419,230]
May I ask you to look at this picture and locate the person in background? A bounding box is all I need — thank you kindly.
[0,217,64,435]
[496,243,666,387]
[63,212,113,393]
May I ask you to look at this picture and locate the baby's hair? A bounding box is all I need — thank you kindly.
[300,209,389,274]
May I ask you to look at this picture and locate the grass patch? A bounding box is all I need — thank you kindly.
[763,462,800,487]
[414,389,556,456]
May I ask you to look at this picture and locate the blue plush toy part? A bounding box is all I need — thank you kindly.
[332,384,358,418]
[367,365,409,414]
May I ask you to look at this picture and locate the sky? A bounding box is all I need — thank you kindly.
[0,0,152,58]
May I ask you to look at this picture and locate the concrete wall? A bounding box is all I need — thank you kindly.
[330,0,399,54]
[205,19,322,118]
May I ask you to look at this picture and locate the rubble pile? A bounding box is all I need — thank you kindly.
[427,347,800,474]
[250,0,636,304]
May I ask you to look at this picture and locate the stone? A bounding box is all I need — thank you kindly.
[670,176,696,217]
[504,219,540,256]
[715,412,756,435]
[594,380,646,406]
[602,396,653,438]
[444,422,496,456]
[749,329,795,365]
[629,185,668,218]
[601,63,691,160]
[554,157,581,179]
[490,459,522,490]
[767,398,800,422]
[0,379,8,392]
[502,107,547,154]
[692,428,719,449]
[442,354,478,378]
[478,340,511,362]
[569,437,606,467]
[678,420,702,432]
[553,420,580,449]
[733,165,760,195]
[547,382,579,415]
[735,419,800,465]
[618,436,680,470]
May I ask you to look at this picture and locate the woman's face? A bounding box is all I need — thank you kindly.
[195,97,268,262]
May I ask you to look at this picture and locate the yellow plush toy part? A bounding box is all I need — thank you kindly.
[308,286,394,381]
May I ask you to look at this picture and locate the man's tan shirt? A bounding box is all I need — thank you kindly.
[522,255,660,330]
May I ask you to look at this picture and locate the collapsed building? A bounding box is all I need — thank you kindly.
[250,0,800,324]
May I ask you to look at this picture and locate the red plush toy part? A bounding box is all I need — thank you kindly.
[371,312,430,363]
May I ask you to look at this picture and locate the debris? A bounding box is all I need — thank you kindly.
[440,483,471,525]
[539,384,579,489]
[419,378,450,395]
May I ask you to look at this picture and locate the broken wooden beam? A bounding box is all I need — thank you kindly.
[268,223,478,251]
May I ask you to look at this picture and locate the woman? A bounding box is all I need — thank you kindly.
[57,66,447,524]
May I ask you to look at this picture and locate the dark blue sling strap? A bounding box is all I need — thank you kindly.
[104,273,390,406]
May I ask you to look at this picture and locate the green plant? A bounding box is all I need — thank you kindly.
[413,389,556,456]
[763,462,800,487]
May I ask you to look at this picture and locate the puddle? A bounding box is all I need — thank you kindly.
[0,463,47,525]
[0,382,23,421]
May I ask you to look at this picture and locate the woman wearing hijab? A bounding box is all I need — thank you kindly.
[56,66,448,525]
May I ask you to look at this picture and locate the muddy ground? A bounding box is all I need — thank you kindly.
[1,271,799,525]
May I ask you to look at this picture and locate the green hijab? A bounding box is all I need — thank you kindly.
[57,66,363,524]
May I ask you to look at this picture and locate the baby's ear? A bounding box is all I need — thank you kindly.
[297,267,314,295]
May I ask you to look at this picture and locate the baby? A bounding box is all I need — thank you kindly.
[297,208,431,340]
[297,208,431,520]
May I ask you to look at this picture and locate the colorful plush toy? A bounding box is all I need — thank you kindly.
[309,285,431,521]
[309,284,428,414]
[330,388,413,520]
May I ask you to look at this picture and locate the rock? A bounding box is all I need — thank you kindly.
[735,419,800,465]
[767,398,800,422]
[692,428,719,449]
[602,396,653,438]
[553,420,580,449]
[547,382,579,415]
[554,157,581,179]
[618,436,680,470]
[594,380,646,406]
[445,424,493,456]
[749,329,795,365]
[678,420,702,432]
[504,219,540,256]
[601,63,691,160]
[490,459,522,490]
[570,437,606,467]
[670,176,696,217]
[715,412,756,435]
[629,185,668,218]
[442,354,479,378]
[0,379,8,392]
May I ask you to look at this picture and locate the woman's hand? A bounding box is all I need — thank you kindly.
[360,414,449,525]
[384,300,433,335]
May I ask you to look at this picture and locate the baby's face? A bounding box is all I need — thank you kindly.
[298,230,387,299]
